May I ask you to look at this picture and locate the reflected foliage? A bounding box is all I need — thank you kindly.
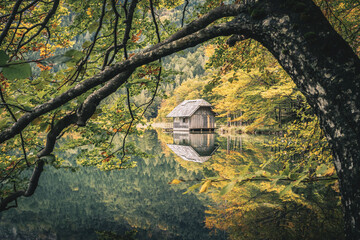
[206,136,343,240]
[161,132,344,240]
[205,181,343,240]
[0,131,344,240]
[0,131,222,240]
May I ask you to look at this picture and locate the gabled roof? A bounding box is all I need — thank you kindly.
[167,144,211,163]
[166,99,212,118]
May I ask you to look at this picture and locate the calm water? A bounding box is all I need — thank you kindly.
[0,130,344,240]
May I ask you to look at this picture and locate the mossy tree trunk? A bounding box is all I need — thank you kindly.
[236,0,360,238]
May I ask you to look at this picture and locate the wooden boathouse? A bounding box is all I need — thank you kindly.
[166,99,216,132]
[167,132,218,163]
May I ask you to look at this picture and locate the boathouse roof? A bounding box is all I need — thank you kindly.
[166,144,212,163]
[166,99,212,118]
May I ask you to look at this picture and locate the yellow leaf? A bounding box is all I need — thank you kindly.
[324,166,336,176]
[205,44,215,57]
[31,117,42,125]
[169,179,182,184]
[90,113,98,119]
[45,125,51,133]
[199,180,212,193]
[86,8,92,17]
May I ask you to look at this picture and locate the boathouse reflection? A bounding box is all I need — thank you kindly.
[167,133,218,163]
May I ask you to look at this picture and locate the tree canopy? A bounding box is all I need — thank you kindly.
[0,0,359,238]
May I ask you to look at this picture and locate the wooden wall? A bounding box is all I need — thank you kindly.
[189,107,215,129]
[173,117,189,130]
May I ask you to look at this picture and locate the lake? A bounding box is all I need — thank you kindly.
[0,130,344,240]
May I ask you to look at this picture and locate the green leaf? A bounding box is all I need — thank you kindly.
[0,50,9,66]
[66,60,78,67]
[183,182,203,194]
[289,172,300,180]
[220,181,236,196]
[44,55,71,64]
[316,164,329,176]
[82,41,92,48]
[64,49,85,60]
[2,62,32,80]
[38,90,47,99]
[40,154,56,163]
[88,22,99,33]
[40,70,51,78]
[39,122,48,131]
[281,164,290,177]
[279,175,307,197]
[293,174,307,186]
[279,183,293,197]
[31,117,43,125]
[0,118,9,130]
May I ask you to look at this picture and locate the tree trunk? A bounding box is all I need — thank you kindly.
[236,0,360,238]
[227,135,230,154]
[240,111,242,127]
[278,105,282,128]
[227,112,231,127]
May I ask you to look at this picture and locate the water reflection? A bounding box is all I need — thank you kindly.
[0,130,344,240]
[200,134,344,240]
[0,130,223,240]
[167,133,219,163]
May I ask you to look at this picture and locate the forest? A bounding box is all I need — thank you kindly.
[0,0,359,239]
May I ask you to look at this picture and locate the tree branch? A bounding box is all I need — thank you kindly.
[121,87,135,158]
[0,0,40,20]
[122,0,138,59]
[142,0,162,118]
[107,1,120,66]
[15,0,60,54]
[0,3,249,144]
[145,3,250,53]
[0,112,77,211]
[0,0,23,46]
[149,0,160,43]
[181,0,189,28]
[76,70,134,126]
[6,12,23,51]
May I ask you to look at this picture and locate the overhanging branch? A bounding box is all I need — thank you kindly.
[0,10,248,144]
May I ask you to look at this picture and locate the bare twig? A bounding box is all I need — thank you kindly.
[107,1,120,66]
[122,0,139,59]
[6,12,23,51]
[15,0,60,54]
[102,44,125,70]
[0,0,23,46]
[149,0,160,42]
[0,87,30,167]
[142,0,162,118]
[111,0,121,18]
[0,0,40,20]
[0,103,31,112]
[122,0,129,18]
[122,87,135,158]
[181,0,189,28]
[68,0,107,85]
